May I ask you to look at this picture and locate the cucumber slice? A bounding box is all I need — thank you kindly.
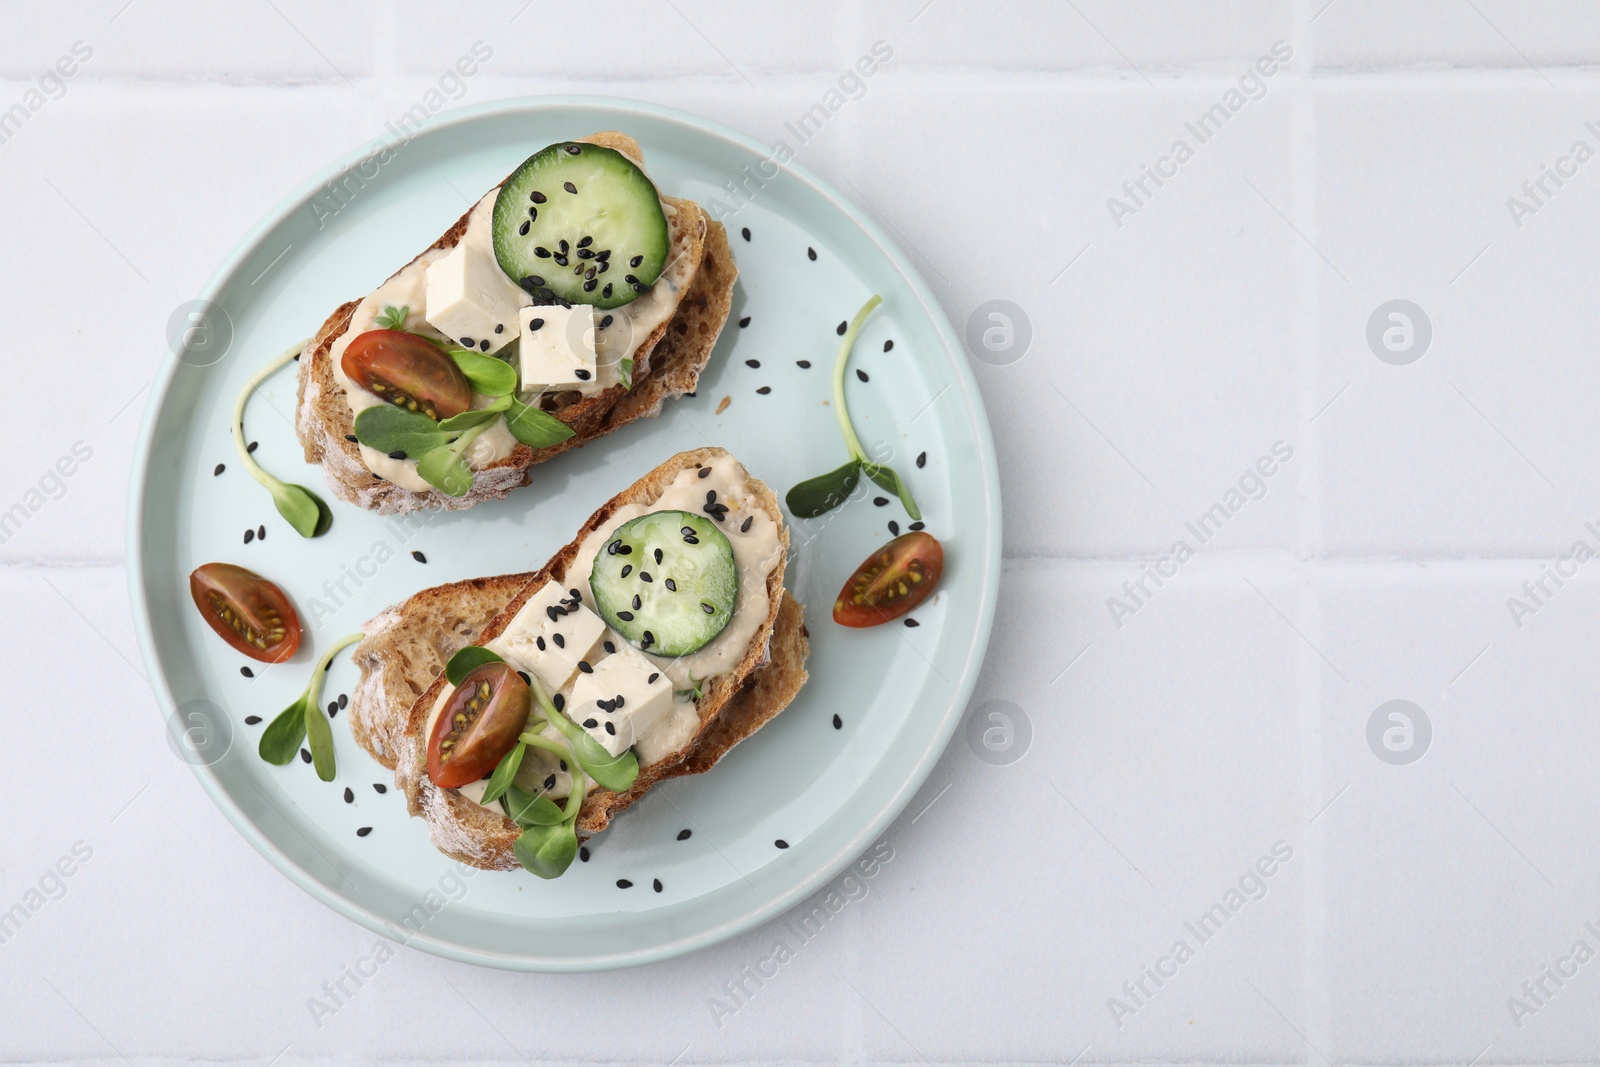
[492,142,670,311]
[590,511,736,657]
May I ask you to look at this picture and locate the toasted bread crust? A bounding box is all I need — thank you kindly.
[372,448,803,870]
[293,132,735,514]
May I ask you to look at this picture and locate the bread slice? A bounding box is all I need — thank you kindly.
[356,448,808,871]
[294,132,737,515]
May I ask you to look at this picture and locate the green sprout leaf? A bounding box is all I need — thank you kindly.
[351,405,451,456]
[353,401,506,498]
[504,783,567,827]
[523,675,640,794]
[375,304,410,330]
[259,632,363,771]
[620,357,635,391]
[305,700,336,782]
[862,461,921,521]
[785,459,861,519]
[785,295,922,521]
[512,822,579,879]
[234,341,333,539]
[479,741,525,806]
[444,644,504,686]
[447,348,518,397]
[504,397,575,449]
[414,445,474,497]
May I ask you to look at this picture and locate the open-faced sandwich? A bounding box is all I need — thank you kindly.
[346,448,809,877]
[295,132,736,514]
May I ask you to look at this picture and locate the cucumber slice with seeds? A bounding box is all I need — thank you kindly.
[492,142,669,311]
[590,511,736,657]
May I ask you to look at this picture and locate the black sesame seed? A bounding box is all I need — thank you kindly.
[244,715,262,725]
[617,879,632,888]
[701,602,715,614]
[559,760,567,772]
[584,718,598,728]
[654,547,663,564]
[495,324,505,335]
[889,521,900,535]
[665,578,676,591]
[337,693,348,709]
[241,666,254,678]
[741,516,753,532]
[460,337,474,347]
[563,181,577,194]
[741,227,751,241]
[578,660,592,673]
[797,359,811,369]
[387,450,406,460]
[599,314,613,329]
[698,467,711,479]
[577,235,592,248]
[258,525,266,540]
[534,246,551,258]
[553,633,565,648]
[739,317,751,329]
[344,434,357,442]
[642,630,654,647]
[544,774,557,790]
[624,273,638,284]
[857,369,870,382]
[909,521,926,531]
[553,254,568,266]
[707,489,717,503]
[575,369,591,380]
[343,787,354,803]
[874,497,889,506]
[357,827,372,837]
[916,451,927,468]
[640,572,652,583]
[775,839,789,849]
[605,721,616,736]
[648,673,660,684]
[243,529,254,544]
[247,440,258,453]
[617,611,634,621]
[621,565,632,578]
[629,254,643,268]
[327,700,338,716]
[905,618,920,627]
[833,713,842,729]
[582,279,597,292]
[411,550,427,563]
[519,220,530,236]
[745,358,760,368]
[528,317,545,331]
[632,282,648,293]
[604,640,616,654]
[683,535,698,545]
[632,594,642,610]
[531,190,547,203]
[300,748,311,763]
[373,783,387,794]
[579,846,590,862]
[565,144,581,155]
[536,636,546,651]
[884,340,895,352]
[837,321,848,335]
[213,463,225,476]
[608,540,620,555]
[603,284,613,299]
[653,878,663,892]
[683,524,697,535]
[518,670,531,684]
[677,828,692,840]
[756,386,771,395]
[553,694,565,712]
[479,339,490,352]
[808,247,817,261]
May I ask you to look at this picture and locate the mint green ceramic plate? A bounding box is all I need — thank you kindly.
[128,97,999,971]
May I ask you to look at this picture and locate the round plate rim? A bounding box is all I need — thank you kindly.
[126,93,1002,971]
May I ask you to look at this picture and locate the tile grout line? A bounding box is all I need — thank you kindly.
[1290,3,1335,1059]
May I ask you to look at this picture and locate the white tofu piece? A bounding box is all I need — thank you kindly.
[518,304,599,393]
[483,581,607,696]
[424,233,527,354]
[566,644,676,756]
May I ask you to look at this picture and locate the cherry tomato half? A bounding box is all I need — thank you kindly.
[427,662,530,789]
[341,329,472,420]
[189,563,302,663]
[833,531,945,628]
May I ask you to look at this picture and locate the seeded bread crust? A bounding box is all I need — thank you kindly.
[364,448,805,871]
[293,132,736,515]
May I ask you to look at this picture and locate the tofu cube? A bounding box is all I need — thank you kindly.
[484,581,607,696]
[518,304,599,392]
[567,644,676,756]
[424,239,527,354]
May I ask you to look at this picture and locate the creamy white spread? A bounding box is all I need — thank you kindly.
[326,147,696,491]
[425,455,782,809]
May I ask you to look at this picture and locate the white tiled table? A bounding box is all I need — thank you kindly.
[5,1,1600,1062]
